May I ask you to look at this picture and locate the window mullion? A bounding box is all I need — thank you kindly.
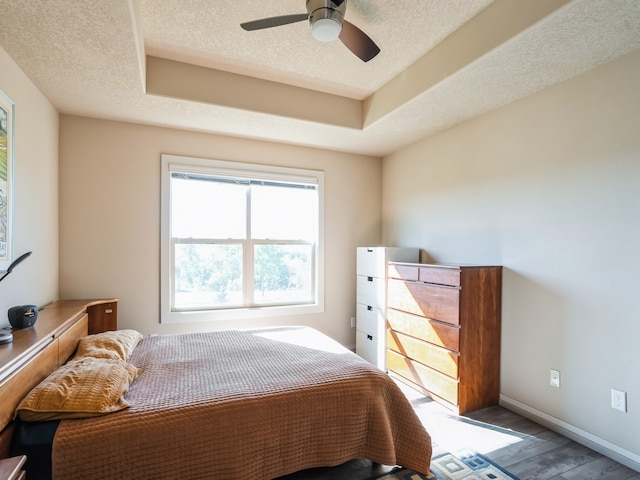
[244,185,253,307]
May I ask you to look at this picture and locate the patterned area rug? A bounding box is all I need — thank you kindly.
[373,450,519,480]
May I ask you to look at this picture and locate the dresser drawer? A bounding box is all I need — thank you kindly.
[356,275,386,309]
[356,303,384,337]
[386,308,459,351]
[387,350,458,405]
[387,279,460,325]
[387,263,419,281]
[356,330,381,367]
[357,247,388,278]
[387,330,459,378]
[419,266,460,286]
[357,247,419,278]
[388,263,461,287]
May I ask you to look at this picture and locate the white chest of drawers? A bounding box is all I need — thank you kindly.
[355,247,418,369]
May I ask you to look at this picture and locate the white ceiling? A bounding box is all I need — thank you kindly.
[0,0,639,157]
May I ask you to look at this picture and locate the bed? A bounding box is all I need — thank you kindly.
[2,303,432,479]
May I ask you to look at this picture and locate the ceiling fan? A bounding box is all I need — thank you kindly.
[240,0,380,62]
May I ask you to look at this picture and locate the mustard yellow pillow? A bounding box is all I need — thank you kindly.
[75,329,143,361]
[16,357,140,421]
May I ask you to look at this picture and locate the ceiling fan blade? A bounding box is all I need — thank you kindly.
[241,13,308,31]
[339,20,380,62]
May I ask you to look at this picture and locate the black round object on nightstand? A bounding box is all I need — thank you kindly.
[8,305,38,330]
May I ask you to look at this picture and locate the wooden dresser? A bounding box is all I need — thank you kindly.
[386,263,502,414]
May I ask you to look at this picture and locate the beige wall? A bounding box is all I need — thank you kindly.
[59,117,381,346]
[0,46,58,320]
[382,50,640,465]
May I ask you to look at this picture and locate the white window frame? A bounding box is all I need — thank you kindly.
[160,154,325,324]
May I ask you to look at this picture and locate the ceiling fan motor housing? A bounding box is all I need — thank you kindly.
[307,0,346,41]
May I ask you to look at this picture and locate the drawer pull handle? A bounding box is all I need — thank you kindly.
[367,276,373,282]
[367,335,373,341]
[367,248,374,252]
[367,306,373,311]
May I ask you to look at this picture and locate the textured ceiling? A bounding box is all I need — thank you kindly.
[0,0,639,157]
[141,0,493,99]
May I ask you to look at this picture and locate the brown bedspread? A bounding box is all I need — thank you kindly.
[52,326,432,479]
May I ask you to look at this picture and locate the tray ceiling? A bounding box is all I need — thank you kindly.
[0,0,639,156]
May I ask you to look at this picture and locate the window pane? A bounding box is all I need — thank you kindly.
[254,244,313,305]
[251,184,316,240]
[174,243,242,309]
[171,177,247,239]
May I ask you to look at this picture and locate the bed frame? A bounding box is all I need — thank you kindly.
[0,299,118,459]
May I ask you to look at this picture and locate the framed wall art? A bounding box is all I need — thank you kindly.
[0,89,14,271]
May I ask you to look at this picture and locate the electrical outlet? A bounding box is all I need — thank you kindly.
[350,317,356,328]
[611,389,627,412]
[550,369,560,388]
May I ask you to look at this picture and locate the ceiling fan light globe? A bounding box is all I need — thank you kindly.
[311,17,342,42]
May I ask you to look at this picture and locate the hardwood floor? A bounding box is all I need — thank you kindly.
[282,381,640,480]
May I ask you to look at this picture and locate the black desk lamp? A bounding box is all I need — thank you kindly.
[0,251,33,345]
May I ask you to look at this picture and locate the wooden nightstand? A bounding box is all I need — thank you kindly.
[0,455,26,480]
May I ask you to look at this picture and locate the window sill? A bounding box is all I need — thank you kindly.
[161,302,324,324]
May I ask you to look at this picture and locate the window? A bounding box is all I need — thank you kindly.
[161,154,324,323]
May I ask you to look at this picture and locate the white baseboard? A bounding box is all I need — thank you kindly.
[500,394,640,473]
